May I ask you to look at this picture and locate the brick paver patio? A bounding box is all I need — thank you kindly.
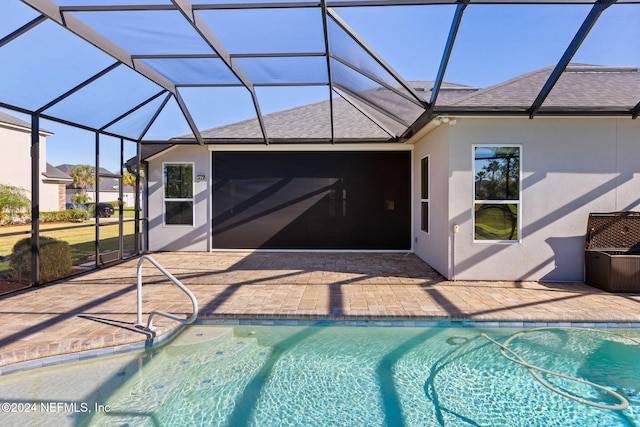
[0,252,638,368]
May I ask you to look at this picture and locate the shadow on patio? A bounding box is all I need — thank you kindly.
[0,251,638,369]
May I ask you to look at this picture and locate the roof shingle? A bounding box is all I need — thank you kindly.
[439,64,640,112]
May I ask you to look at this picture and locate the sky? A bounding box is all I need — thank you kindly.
[3,1,640,172]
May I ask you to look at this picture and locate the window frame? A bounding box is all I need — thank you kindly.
[420,155,429,234]
[163,162,195,227]
[472,144,522,243]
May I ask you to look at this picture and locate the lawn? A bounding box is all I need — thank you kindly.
[0,209,141,282]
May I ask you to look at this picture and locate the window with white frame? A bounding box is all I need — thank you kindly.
[163,163,194,226]
[473,146,520,241]
[420,156,429,233]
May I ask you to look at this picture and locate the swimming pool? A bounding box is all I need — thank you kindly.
[0,323,638,426]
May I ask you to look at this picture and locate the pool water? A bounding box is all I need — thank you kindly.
[0,324,639,426]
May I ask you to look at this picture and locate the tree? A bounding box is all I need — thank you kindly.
[486,160,501,181]
[71,192,90,204]
[476,147,520,200]
[474,170,487,199]
[0,184,30,218]
[69,164,96,193]
[123,169,144,187]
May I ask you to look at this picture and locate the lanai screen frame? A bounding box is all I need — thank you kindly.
[2,0,640,286]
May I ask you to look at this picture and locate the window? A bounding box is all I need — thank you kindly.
[421,156,429,233]
[164,163,194,225]
[473,146,520,241]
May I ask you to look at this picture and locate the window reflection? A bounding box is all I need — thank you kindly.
[474,146,519,200]
[164,163,194,226]
[474,204,518,241]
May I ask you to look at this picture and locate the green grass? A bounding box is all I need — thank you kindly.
[0,211,140,279]
[0,208,138,253]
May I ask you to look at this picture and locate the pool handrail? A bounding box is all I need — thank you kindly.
[136,255,198,330]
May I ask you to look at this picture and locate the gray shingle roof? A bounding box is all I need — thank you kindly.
[43,163,72,181]
[0,110,52,134]
[0,111,30,129]
[174,81,478,143]
[440,64,640,112]
[192,97,393,142]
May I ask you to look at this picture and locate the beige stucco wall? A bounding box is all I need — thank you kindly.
[41,181,64,211]
[0,123,59,212]
[414,116,640,282]
[0,125,32,199]
[412,124,451,278]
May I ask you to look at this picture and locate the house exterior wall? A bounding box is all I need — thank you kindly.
[0,123,31,194]
[41,181,64,211]
[66,189,135,206]
[146,117,640,283]
[147,145,211,251]
[413,124,451,278]
[0,123,59,212]
[414,117,640,282]
[146,143,413,252]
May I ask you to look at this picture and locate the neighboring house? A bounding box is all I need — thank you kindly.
[142,64,640,283]
[56,164,136,207]
[42,163,73,211]
[0,111,71,212]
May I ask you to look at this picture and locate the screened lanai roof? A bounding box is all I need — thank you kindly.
[3,0,640,146]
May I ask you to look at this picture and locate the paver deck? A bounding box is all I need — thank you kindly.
[0,252,639,369]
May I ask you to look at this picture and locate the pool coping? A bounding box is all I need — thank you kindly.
[2,316,640,377]
[0,323,185,377]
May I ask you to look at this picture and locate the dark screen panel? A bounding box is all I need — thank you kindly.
[212,151,410,249]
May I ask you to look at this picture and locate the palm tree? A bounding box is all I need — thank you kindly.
[69,164,96,195]
[486,160,501,181]
[70,192,90,204]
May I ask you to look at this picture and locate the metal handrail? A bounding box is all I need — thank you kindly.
[136,255,198,330]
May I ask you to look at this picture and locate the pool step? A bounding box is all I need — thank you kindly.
[166,326,234,347]
[164,327,262,360]
[91,328,271,425]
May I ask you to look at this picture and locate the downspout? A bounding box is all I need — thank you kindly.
[451,224,459,281]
